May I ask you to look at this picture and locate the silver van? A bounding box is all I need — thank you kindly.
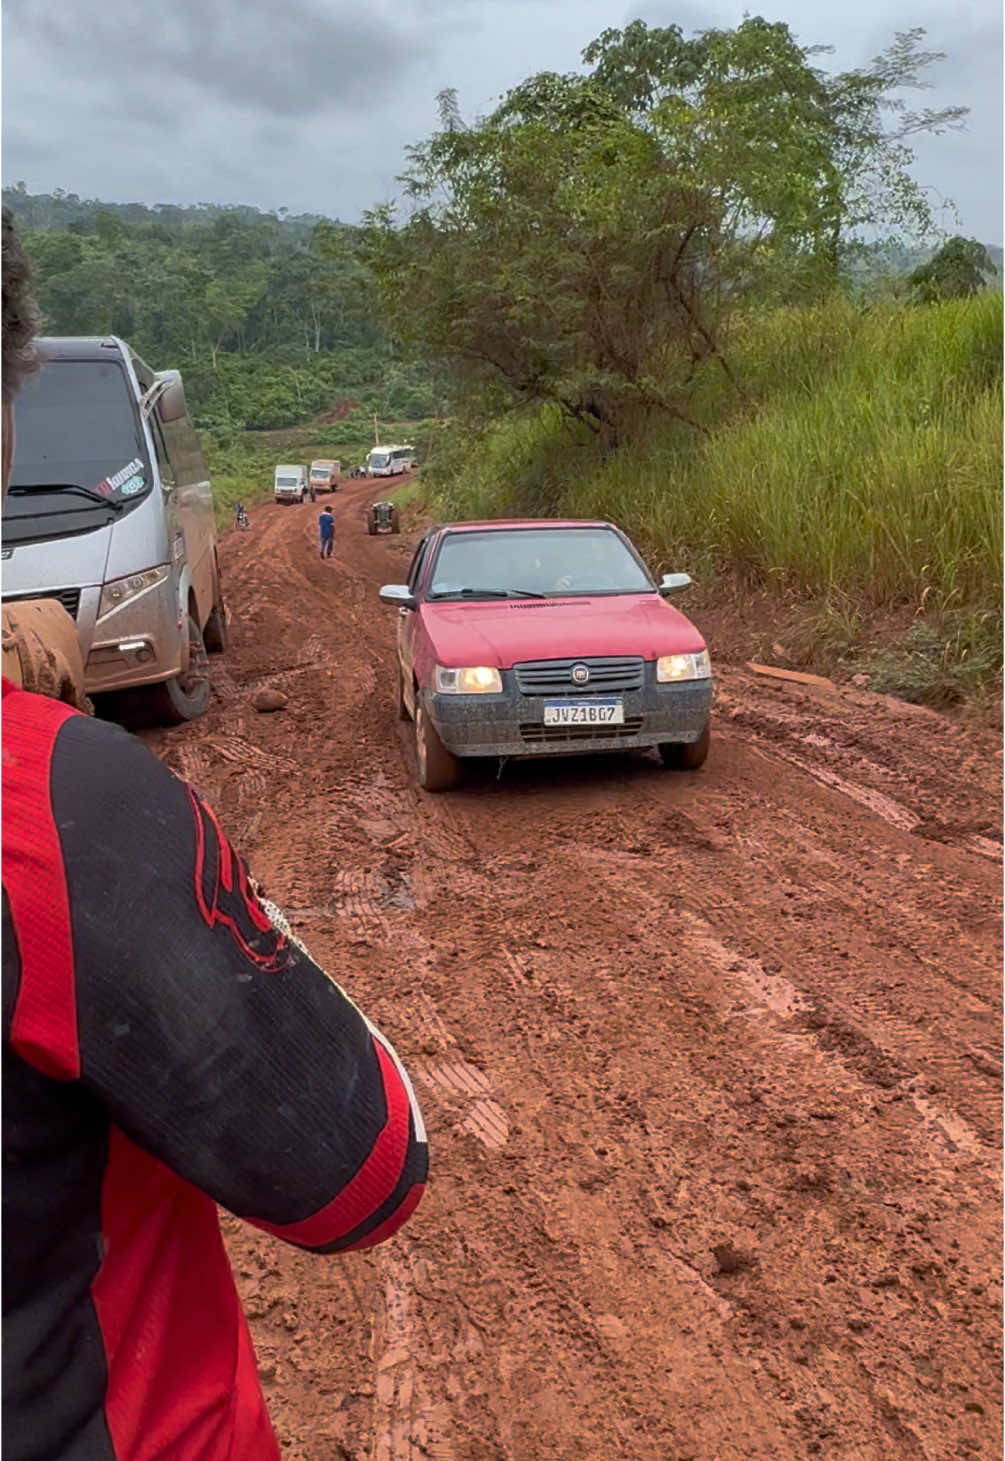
[1,336,227,722]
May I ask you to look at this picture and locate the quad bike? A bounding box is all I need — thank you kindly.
[367,500,400,535]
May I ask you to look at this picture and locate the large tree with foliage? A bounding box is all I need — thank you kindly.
[365,19,966,440]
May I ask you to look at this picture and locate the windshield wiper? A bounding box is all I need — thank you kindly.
[431,586,546,601]
[8,483,123,511]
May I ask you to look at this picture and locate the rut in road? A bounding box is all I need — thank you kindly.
[143,480,1003,1461]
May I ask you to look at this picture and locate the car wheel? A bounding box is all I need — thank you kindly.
[659,720,710,771]
[149,612,211,724]
[390,507,401,534]
[397,662,412,721]
[415,701,461,791]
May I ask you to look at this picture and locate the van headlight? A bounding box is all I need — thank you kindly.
[656,649,711,682]
[98,566,169,621]
[434,665,502,694]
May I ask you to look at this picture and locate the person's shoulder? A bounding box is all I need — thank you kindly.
[2,681,82,752]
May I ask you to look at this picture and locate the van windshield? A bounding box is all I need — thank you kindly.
[3,357,152,545]
[8,358,151,502]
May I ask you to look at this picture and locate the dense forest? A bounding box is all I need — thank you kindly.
[2,183,436,435]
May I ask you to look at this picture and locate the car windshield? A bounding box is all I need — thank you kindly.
[428,528,653,599]
[7,358,151,505]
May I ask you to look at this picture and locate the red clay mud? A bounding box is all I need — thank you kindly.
[142,479,1003,1461]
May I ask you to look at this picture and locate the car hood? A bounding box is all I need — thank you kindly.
[421,593,706,668]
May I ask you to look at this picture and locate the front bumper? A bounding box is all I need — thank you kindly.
[425,669,713,759]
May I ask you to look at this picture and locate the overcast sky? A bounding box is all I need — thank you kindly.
[3,0,1001,242]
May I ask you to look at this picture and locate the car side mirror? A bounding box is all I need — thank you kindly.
[379,584,416,610]
[659,573,692,597]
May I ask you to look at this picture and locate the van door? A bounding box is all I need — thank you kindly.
[148,410,185,583]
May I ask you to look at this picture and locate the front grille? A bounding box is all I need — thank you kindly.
[3,587,81,621]
[520,716,644,745]
[514,656,644,696]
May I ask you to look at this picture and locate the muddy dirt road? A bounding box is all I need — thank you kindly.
[145,480,1002,1461]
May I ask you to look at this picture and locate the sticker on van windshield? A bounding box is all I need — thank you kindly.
[96,457,145,497]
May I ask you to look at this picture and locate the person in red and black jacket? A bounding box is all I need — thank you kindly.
[1,208,428,1461]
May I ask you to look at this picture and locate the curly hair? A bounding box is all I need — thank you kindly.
[2,207,40,402]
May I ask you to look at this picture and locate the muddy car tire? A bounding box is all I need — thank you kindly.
[390,507,401,534]
[397,663,412,721]
[415,702,462,791]
[659,720,710,770]
[149,612,211,724]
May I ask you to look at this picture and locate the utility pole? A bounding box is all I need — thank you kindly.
[373,414,380,445]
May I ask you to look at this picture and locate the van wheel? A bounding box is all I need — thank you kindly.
[204,566,228,653]
[204,597,228,654]
[415,702,461,791]
[659,720,710,770]
[149,613,211,724]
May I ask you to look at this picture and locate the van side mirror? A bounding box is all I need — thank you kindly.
[659,573,692,596]
[142,372,187,423]
[379,584,416,610]
[157,377,187,422]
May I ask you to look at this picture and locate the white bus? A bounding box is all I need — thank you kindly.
[367,444,414,478]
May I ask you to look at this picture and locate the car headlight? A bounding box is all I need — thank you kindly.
[656,649,712,682]
[434,664,503,694]
[97,566,169,621]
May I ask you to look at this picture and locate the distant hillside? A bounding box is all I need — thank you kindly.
[3,181,332,242]
[2,185,436,433]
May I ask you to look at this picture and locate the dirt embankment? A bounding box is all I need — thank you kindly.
[142,481,1003,1461]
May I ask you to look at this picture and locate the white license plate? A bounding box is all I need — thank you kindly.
[543,698,624,726]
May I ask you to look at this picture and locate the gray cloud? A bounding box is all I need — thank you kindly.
[2,0,1000,239]
[6,0,428,117]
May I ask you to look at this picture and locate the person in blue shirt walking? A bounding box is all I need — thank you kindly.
[318,506,335,559]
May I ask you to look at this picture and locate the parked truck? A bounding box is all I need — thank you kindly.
[274,464,309,504]
[309,460,340,495]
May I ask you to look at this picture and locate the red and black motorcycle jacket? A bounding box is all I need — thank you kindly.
[2,680,428,1460]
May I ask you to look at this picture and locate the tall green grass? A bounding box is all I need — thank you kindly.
[428,292,1002,696]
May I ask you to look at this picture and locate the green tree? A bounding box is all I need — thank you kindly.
[365,20,966,440]
[909,237,996,302]
[582,20,967,267]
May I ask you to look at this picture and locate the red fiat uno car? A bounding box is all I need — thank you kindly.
[379,519,712,791]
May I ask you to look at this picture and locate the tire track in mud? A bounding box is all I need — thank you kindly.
[141,483,1002,1461]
